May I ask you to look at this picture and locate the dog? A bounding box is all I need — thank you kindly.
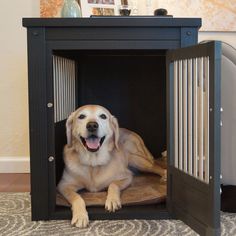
[57,105,166,228]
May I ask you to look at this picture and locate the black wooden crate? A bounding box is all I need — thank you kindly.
[23,17,222,236]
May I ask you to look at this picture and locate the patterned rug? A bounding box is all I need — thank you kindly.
[0,193,236,236]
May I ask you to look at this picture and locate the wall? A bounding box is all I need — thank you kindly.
[137,1,236,47]
[137,0,236,31]
[0,0,235,173]
[0,0,39,172]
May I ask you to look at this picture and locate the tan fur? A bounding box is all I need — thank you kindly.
[57,105,166,228]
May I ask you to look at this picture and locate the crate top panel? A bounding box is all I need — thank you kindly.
[22,17,202,28]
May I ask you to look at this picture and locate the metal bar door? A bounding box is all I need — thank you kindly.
[166,41,221,236]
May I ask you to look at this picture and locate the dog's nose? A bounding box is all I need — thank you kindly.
[86,122,99,132]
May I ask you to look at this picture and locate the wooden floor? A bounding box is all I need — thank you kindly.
[0,173,30,192]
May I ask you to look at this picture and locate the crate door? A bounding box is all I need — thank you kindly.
[166,41,221,236]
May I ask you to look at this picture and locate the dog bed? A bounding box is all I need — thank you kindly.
[56,173,166,207]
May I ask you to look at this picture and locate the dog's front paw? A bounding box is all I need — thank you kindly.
[71,209,89,228]
[105,196,121,212]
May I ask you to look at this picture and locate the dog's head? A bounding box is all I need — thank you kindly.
[66,105,119,152]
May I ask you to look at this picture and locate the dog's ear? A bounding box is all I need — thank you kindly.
[66,112,75,147]
[111,116,120,150]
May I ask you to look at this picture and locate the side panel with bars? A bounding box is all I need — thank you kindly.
[167,41,221,236]
[173,57,210,182]
[52,55,77,195]
[53,56,76,123]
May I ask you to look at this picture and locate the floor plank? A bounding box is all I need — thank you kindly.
[0,173,30,192]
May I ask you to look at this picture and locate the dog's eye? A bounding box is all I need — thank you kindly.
[78,114,86,119]
[100,114,107,119]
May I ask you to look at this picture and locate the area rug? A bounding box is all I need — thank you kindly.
[0,193,236,236]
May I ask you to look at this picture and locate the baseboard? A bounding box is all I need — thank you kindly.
[0,156,30,173]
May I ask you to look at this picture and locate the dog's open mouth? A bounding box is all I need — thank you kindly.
[80,135,105,152]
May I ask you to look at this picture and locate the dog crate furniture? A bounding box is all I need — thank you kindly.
[23,17,221,235]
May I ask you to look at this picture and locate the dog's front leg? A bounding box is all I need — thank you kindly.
[58,182,88,228]
[105,176,132,212]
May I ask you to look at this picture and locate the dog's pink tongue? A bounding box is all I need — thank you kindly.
[85,138,100,149]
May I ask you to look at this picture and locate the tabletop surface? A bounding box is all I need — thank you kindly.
[22,17,202,28]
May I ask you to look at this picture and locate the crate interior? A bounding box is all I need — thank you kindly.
[53,49,168,219]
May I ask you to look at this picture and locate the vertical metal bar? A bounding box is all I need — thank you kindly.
[65,59,69,119]
[60,57,63,121]
[68,58,74,116]
[183,59,188,173]
[64,58,67,120]
[55,56,59,123]
[62,58,66,120]
[69,59,72,114]
[67,59,70,117]
[53,56,56,122]
[57,57,60,122]
[178,60,183,170]
[71,60,74,113]
[69,59,73,114]
[71,59,75,113]
[55,56,59,122]
[63,58,66,119]
[198,57,204,181]
[188,59,193,175]
[58,57,62,121]
[56,56,59,122]
[71,60,75,112]
[174,61,179,168]
[204,57,209,183]
[72,60,76,111]
[64,59,67,119]
[193,58,198,178]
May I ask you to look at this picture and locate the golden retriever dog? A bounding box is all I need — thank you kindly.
[57,105,166,228]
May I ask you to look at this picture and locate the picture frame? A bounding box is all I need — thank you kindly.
[80,0,121,17]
